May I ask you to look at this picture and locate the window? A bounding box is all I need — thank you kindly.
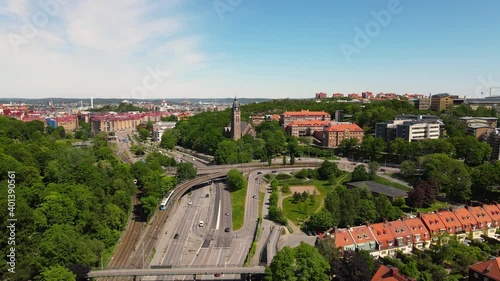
[473,272,479,278]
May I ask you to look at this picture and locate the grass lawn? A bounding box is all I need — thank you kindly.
[373,175,411,191]
[231,186,247,231]
[281,174,348,226]
[282,196,321,227]
[416,201,451,213]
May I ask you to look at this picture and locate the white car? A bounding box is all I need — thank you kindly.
[199,221,204,227]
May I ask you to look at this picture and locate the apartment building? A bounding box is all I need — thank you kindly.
[460,117,498,139]
[490,129,500,160]
[376,115,442,142]
[430,93,454,112]
[285,120,332,137]
[315,122,364,148]
[279,109,330,127]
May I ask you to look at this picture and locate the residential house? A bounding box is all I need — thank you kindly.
[317,227,356,254]
[452,207,478,241]
[437,210,464,240]
[372,265,415,281]
[468,257,500,281]
[368,222,396,257]
[482,203,500,237]
[348,225,379,257]
[403,216,431,250]
[386,220,413,254]
[468,206,495,239]
[419,212,446,243]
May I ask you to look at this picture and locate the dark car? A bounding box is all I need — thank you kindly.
[306,231,312,236]
[173,233,179,239]
[257,171,262,175]
[225,227,230,232]
[214,273,221,277]
[271,170,277,173]
[311,230,317,236]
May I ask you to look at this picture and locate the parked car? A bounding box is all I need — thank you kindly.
[173,233,179,239]
[225,227,231,232]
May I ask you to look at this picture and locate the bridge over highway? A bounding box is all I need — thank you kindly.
[88,266,265,278]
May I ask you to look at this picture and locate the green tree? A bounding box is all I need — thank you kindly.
[351,165,370,182]
[227,169,246,191]
[176,162,197,182]
[307,209,333,230]
[317,160,340,180]
[138,128,150,141]
[214,140,238,164]
[160,131,177,149]
[367,161,379,180]
[41,265,76,281]
[420,154,472,201]
[266,243,329,281]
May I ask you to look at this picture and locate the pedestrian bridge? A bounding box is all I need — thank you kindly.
[87,266,266,278]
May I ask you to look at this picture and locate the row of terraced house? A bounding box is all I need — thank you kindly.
[317,203,500,258]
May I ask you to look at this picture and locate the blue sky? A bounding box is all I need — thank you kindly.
[1,0,499,99]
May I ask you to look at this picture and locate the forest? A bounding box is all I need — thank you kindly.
[0,116,142,280]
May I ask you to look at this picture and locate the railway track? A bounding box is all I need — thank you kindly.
[104,165,320,280]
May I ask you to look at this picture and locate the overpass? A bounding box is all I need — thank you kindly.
[88,266,265,278]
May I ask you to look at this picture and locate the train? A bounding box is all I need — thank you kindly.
[159,190,174,210]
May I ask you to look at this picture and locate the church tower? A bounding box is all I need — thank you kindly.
[231,97,241,140]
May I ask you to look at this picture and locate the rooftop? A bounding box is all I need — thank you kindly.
[324,122,364,132]
[469,257,500,280]
[346,181,408,199]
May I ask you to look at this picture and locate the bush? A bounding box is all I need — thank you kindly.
[276,173,292,180]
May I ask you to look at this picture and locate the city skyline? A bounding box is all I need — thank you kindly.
[1,0,500,99]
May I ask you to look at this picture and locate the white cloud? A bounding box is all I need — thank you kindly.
[0,0,214,99]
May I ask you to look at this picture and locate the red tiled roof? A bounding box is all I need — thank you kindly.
[404,217,430,241]
[483,204,500,225]
[387,220,412,244]
[334,228,355,249]
[437,210,461,233]
[372,265,411,281]
[349,225,376,244]
[420,213,446,234]
[369,223,395,249]
[469,206,492,227]
[469,257,500,280]
[453,207,477,231]
[324,123,364,132]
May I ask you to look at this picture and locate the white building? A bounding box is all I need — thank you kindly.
[152,122,177,142]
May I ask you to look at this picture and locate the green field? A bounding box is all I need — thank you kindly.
[280,175,347,226]
[231,186,247,231]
